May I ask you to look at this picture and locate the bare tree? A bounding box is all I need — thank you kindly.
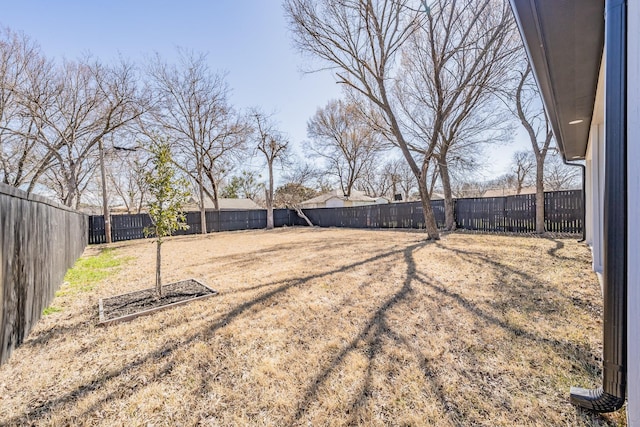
[285,0,440,239]
[20,56,144,207]
[282,161,321,188]
[307,98,384,197]
[451,180,487,198]
[40,151,99,208]
[276,160,320,226]
[356,157,416,200]
[0,26,53,189]
[544,153,581,191]
[357,161,393,199]
[397,0,518,230]
[393,158,419,201]
[512,63,553,232]
[511,150,535,194]
[107,148,151,213]
[146,49,247,233]
[220,170,265,201]
[252,110,289,230]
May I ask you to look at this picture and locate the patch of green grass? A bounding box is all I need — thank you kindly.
[42,306,62,316]
[56,249,132,297]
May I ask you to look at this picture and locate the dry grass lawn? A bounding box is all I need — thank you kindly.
[0,228,626,426]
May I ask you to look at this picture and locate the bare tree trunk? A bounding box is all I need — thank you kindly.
[383,103,440,240]
[156,241,162,297]
[99,140,112,243]
[514,64,551,234]
[294,206,314,227]
[535,159,545,233]
[198,167,207,234]
[438,160,456,231]
[65,169,78,207]
[417,178,439,239]
[391,179,398,200]
[26,154,52,194]
[266,162,274,230]
[212,181,220,211]
[253,111,286,229]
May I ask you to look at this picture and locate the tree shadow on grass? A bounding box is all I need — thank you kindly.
[1,242,427,425]
[4,235,611,426]
[413,272,600,369]
[434,242,584,315]
[432,242,602,359]
[21,321,89,350]
[19,240,409,355]
[288,242,468,426]
[289,238,606,425]
[547,238,590,262]
[548,238,566,258]
[180,238,397,271]
[409,272,613,424]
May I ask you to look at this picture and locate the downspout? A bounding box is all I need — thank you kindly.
[570,0,627,412]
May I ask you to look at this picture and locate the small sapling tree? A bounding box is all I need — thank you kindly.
[144,137,190,297]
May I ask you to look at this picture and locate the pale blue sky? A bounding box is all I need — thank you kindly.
[1,0,525,181]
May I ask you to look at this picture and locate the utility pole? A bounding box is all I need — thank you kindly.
[99,139,112,244]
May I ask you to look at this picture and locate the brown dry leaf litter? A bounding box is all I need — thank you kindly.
[0,228,625,426]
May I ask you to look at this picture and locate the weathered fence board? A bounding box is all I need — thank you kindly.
[1,183,87,365]
[544,190,583,233]
[90,209,293,243]
[88,191,583,244]
[454,191,582,233]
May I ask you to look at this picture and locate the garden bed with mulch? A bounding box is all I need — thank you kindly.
[98,279,216,325]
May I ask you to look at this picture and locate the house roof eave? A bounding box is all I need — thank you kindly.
[509,0,604,160]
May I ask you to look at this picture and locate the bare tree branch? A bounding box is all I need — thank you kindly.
[145,49,249,231]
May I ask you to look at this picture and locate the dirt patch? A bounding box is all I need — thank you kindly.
[100,279,216,324]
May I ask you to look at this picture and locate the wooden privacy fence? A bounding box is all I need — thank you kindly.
[544,190,584,233]
[89,209,294,244]
[0,183,87,366]
[292,190,581,233]
[289,200,446,229]
[89,190,582,244]
[455,190,582,233]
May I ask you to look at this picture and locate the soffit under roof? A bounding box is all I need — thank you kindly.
[510,0,604,160]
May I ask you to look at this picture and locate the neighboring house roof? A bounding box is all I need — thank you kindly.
[77,204,103,215]
[299,189,378,206]
[110,205,132,214]
[185,197,262,211]
[510,0,604,160]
